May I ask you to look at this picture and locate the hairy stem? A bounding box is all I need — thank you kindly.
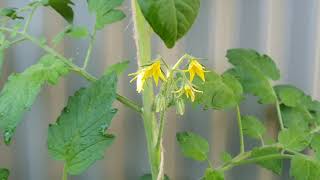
[131,0,163,179]
[236,105,245,153]
[275,99,285,130]
[0,27,142,114]
[82,27,97,69]
[62,165,67,180]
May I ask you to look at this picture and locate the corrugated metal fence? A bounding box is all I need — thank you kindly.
[1,0,320,179]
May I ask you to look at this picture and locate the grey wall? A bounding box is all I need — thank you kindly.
[1,0,320,180]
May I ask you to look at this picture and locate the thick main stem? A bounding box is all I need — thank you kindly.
[131,1,163,180]
[62,165,67,180]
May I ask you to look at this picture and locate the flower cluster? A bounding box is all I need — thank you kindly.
[130,55,207,112]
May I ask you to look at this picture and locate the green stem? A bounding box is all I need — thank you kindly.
[82,27,97,69]
[131,1,162,180]
[236,105,245,153]
[23,4,37,33]
[62,165,67,180]
[0,27,142,114]
[275,99,285,130]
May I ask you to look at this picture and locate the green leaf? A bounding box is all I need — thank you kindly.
[251,147,283,175]
[87,0,126,30]
[281,105,310,131]
[65,26,89,38]
[226,49,280,104]
[203,168,224,180]
[311,134,320,160]
[274,85,305,107]
[176,131,209,161]
[241,115,266,140]
[278,128,311,152]
[140,174,170,180]
[0,8,23,20]
[290,155,320,180]
[41,0,74,23]
[138,0,201,48]
[104,61,130,76]
[47,73,118,174]
[0,168,9,180]
[220,151,232,163]
[194,71,243,110]
[0,54,69,144]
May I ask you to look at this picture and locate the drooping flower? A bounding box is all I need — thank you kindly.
[186,59,206,82]
[129,60,166,93]
[175,84,202,102]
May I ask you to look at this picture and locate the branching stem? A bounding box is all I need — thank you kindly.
[82,27,97,69]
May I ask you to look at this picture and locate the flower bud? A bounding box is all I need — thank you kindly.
[155,94,166,112]
[176,98,185,115]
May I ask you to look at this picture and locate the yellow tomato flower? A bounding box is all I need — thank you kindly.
[187,59,206,82]
[182,84,202,102]
[129,60,166,93]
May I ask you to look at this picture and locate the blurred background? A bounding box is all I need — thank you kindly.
[1,0,320,179]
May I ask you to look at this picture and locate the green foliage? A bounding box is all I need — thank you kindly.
[251,147,283,175]
[137,0,200,48]
[47,72,118,174]
[203,168,224,180]
[241,116,266,140]
[87,0,126,30]
[0,168,9,180]
[311,134,320,160]
[52,25,89,45]
[0,54,69,144]
[278,128,311,152]
[176,131,209,161]
[41,0,74,23]
[0,8,23,20]
[220,152,232,163]
[226,48,280,104]
[193,71,243,109]
[104,61,130,76]
[290,155,320,180]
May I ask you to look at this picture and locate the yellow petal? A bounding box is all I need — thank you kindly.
[189,70,196,82]
[196,69,205,82]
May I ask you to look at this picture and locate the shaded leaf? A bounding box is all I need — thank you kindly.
[0,54,69,144]
[176,131,209,161]
[41,0,74,23]
[138,0,200,48]
[87,0,126,30]
[278,128,311,152]
[104,61,129,76]
[251,147,283,175]
[0,8,23,20]
[281,105,310,131]
[241,115,266,140]
[290,155,320,180]
[226,49,279,104]
[311,134,320,160]
[194,71,243,110]
[0,168,9,180]
[48,73,118,174]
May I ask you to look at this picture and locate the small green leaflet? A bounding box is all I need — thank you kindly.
[311,134,320,160]
[47,73,118,174]
[104,60,130,76]
[193,71,243,110]
[138,0,200,48]
[251,147,283,175]
[87,0,126,30]
[52,26,89,45]
[220,151,232,163]
[241,116,266,140]
[290,155,320,180]
[0,8,23,20]
[0,54,69,144]
[176,131,209,161]
[226,49,280,104]
[140,174,170,180]
[274,85,305,107]
[280,105,310,131]
[203,168,224,180]
[278,128,311,152]
[41,0,74,23]
[0,168,9,180]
